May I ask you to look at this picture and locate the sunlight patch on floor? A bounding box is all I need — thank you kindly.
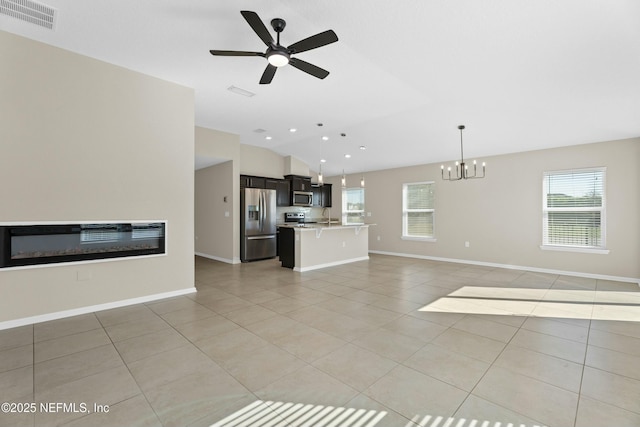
[408,414,546,427]
[419,287,640,322]
[209,400,550,427]
[209,400,387,427]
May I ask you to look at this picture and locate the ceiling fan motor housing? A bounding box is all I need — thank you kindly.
[270,18,286,33]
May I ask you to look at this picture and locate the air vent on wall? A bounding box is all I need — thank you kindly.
[0,0,57,30]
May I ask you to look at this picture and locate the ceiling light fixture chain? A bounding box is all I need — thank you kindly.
[441,125,486,181]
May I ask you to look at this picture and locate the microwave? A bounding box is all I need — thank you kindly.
[292,191,313,207]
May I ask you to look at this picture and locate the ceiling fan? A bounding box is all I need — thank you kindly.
[210,10,338,84]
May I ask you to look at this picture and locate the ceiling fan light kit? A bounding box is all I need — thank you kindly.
[210,10,338,84]
[441,125,486,181]
[266,49,289,67]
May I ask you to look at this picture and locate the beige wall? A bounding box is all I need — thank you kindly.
[195,161,236,262]
[195,126,239,160]
[329,138,640,282]
[239,144,286,178]
[194,127,240,262]
[194,129,313,262]
[0,31,195,323]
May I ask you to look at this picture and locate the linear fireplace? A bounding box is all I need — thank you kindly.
[0,221,166,268]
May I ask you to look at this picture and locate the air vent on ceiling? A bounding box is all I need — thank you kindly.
[0,0,57,30]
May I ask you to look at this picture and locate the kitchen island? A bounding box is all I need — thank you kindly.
[278,224,372,272]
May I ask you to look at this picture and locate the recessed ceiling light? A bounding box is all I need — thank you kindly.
[322,136,329,141]
[344,154,351,158]
[321,159,327,163]
[359,145,366,150]
[289,128,297,133]
[265,136,272,140]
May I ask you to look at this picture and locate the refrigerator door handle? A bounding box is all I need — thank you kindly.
[247,235,276,240]
[260,191,264,232]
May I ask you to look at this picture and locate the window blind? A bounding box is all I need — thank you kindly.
[543,168,605,248]
[403,182,435,238]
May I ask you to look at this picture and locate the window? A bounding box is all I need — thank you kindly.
[342,187,365,224]
[542,168,606,251]
[402,182,435,240]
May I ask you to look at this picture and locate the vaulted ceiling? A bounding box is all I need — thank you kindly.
[2,0,639,175]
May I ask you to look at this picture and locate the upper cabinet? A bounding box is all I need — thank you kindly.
[269,179,290,207]
[242,175,290,206]
[284,175,312,192]
[240,174,328,207]
[240,175,265,189]
[322,184,332,207]
[312,184,332,207]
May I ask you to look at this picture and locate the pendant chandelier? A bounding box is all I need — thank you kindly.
[441,125,485,181]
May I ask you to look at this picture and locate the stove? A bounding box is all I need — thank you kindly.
[284,212,305,223]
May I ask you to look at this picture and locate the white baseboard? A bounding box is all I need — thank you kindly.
[195,252,240,264]
[0,287,197,331]
[368,250,640,286]
[294,256,370,272]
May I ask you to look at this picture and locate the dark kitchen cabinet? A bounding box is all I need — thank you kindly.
[322,184,332,208]
[278,226,295,269]
[285,175,312,192]
[240,175,266,189]
[312,184,332,207]
[242,175,291,206]
[276,180,290,206]
[267,178,290,206]
[312,185,322,207]
[264,179,278,190]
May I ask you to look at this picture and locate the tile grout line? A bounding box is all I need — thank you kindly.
[95,309,165,427]
[448,278,556,426]
[572,279,597,427]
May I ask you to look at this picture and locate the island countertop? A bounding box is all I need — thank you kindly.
[277,223,374,230]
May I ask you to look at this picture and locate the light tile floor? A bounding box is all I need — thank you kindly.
[1,254,640,427]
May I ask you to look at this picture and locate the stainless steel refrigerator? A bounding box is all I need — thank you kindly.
[241,188,277,262]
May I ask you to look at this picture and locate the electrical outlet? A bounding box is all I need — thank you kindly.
[225,211,230,217]
[465,241,470,248]
[377,236,381,241]
[342,241,346,247]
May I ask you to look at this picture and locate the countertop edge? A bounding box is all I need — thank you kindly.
[278,224,375,231]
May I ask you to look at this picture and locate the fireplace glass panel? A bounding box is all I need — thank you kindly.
[1,222,165,268]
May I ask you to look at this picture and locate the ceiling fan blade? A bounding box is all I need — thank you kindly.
[287,30,338,54]
[259,64,277,84]
[289,58,330,79]
[241,10,274,47]
[210,50,265,57]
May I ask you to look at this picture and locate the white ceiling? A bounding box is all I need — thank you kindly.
[2,0,639,176]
